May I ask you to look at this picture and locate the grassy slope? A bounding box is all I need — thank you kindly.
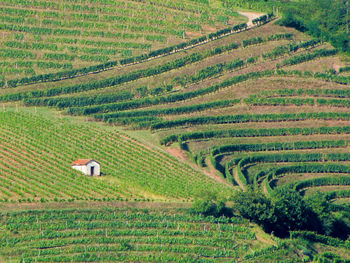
[0,0,245,80]
[1,18,349,200]
[0,3,349,261]
[0,107,231,202]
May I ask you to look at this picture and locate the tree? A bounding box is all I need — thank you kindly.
[305,191,350,239]
[278,10,306,32]
[271,188,319,237]
[232,188,322,237]
[191,189,228,217]
[231,188,276,233]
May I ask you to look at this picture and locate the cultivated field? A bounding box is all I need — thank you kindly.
[0,0,349,261]
[0,0,245,82]
[0,108,232,202]
[1,205,349,262]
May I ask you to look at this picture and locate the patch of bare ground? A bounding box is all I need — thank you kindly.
[277,173,350,187]
[166,147,188,161]
[166,146,233,186]
[233,167,245,191]
[204,157,232,186]
[186,31,203,38]
[238,11,265,27]
[186,134,350,153]
[304,185,350,196]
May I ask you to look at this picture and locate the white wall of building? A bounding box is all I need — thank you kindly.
[72,160,100,176]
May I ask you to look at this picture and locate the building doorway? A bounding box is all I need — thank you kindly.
[90,166,95,176]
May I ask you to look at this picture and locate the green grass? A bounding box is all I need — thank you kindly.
[0,108,231,202]
[0,5,349,261]
[0,206,300,262]
[0,0,245,81]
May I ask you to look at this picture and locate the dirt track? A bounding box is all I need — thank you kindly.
[238,11,265,27]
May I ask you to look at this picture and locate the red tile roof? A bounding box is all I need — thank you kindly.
[72,159,94,166]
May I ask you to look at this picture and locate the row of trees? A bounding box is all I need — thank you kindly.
[274,69,350,85]
[67,70,273,115]
[3,21,248,88]
[179,56,255,86]
[242,37,263,48]
[264,164,350,194]
[94,100,239,121]
[211,140,346,157]
[24,91,134,108]
[246,97,350,108]
[245,96,315,106]
[152,111,350,130]
[161,125,350,146]
[262,39,320,60]
[2,40,244,102]
[278,48,338,67]
[256,88,350,99]
[208,139,346,176]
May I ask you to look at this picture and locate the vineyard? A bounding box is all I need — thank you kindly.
[0,109,230,202]
[1,206,349,262]
[0,0,350,219]
[0,0,350,261]
[0,0,245,82]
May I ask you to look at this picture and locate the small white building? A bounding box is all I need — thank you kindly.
[71,159,101,176]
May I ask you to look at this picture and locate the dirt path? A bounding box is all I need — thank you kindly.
[233,167,246,191]
[262,180,268,195]
[205,158,232,186]
[238,11,265,27]
[166,147,188,161]
[166,147,233,186]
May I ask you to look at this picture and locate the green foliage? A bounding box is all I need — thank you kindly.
[191,189,227,217]
[277,49,338,68]
[290,231,350,249]
[153,111,350,130]
[162,124,350,146]
[232,188,276,233]
[0,208,270,262]
[272,188,318,236]
[230,0,349,52]
[232,188,317,237]
[3,20,248,88]
[0,111,227,201]
[94,100,239,125]
[24,91,135,108]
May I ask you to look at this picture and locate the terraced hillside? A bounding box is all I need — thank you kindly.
[0,2,350,261]
[2,206,350,262]
[0,0,245,82]
[1,11,350,202]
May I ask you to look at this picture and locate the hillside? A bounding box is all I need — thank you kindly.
[0,108,230,201]
[1,204,350,262]
[0,0,245,83]
[0,0,350,261]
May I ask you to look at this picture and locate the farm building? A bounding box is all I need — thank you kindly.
[71,159,101,176]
